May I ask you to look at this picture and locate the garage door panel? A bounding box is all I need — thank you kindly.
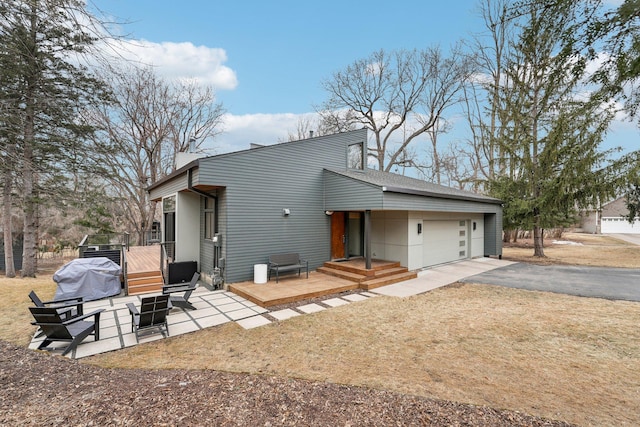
[601,217,640,234]
[423,220,467,267]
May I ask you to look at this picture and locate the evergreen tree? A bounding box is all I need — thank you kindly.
[0,0,109,276]
[488,0,615,256]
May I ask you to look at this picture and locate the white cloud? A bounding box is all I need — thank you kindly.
[110,39,238,90]
[203,112,315,154]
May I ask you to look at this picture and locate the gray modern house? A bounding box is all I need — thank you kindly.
[147,128,503,286]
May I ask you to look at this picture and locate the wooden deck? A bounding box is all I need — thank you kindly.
[230,258,417,307]
[125,245,161,273]
[124,246,163,295]
[229,271,359,307]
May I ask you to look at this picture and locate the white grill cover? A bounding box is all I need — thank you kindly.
[53,257,122,301]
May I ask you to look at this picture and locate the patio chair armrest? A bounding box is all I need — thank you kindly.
[163,284,193,294]
[126,302,140,316]
[62,309,105,325]
[40,296,84,305]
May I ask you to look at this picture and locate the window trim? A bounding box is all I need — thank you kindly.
[347,142,364,170]
[204,197,216,240]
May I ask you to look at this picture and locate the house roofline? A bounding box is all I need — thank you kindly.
[325,168,503,205]
[147,128,369,193]
[146,159,200,193]
[382,185,503,205]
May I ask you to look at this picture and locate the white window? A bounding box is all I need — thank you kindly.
[347,143,364,170]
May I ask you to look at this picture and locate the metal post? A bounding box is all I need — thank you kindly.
[365,210,372,270]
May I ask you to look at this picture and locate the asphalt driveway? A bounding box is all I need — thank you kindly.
[461,263,640,302]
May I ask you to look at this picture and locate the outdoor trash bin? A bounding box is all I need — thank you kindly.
[254,264,268,284]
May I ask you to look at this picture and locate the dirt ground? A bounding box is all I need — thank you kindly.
[0,339,575,426]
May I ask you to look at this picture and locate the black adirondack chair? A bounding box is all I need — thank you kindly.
[29,306,105,356]
[126,295,172,342]
[162,272,200,310]
[29,290,84,318]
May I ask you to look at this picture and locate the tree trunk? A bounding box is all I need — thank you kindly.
[428,126,442,185]
[21,1,38,277]
[21,143,38,277]
[3,172,16,278]
[533,224,545,257]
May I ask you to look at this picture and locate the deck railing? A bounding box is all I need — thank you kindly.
[160,241,175,284]
[143,229,161,246]
[78,233,129,257]
[78,233,131,291]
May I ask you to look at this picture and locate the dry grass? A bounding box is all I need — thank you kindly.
[0,277,58,346]
[503,232,640,267]
[2,234,639,426]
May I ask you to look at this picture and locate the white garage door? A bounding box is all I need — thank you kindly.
[601,217,640,234]
[423,220,468,267]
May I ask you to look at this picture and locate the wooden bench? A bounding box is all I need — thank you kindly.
[268,253,308,283]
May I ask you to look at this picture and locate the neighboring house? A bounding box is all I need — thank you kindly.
[147,129,503,285]
[582,197,640,234]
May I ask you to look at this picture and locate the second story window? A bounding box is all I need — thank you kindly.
[347,142,364,170]
[204,197,216,240]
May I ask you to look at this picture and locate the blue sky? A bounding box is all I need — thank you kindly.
[94,1,481,114]
[90,0,636,157]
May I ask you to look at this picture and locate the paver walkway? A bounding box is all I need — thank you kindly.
[29,257,513,359]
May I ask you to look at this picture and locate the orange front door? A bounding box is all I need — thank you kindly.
[331,212,346,260]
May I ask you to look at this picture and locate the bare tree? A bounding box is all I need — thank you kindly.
[319,47,474,172]
[463,0,514,185]
[281,115,331,142]
[424,118,452,185]
[83,65,225,245]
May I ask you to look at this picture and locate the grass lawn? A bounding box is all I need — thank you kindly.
[2,232,639,426]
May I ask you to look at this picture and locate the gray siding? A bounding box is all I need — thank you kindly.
[324,170,384,210]
[382,192,502,214]
[149,174,189,201]
[483,212,503,256]
[198,129,367,283]
[147,127,504,283]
